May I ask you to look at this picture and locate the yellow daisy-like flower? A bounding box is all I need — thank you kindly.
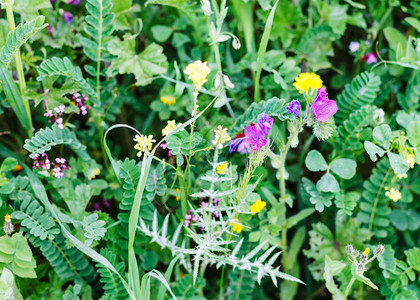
[184,60,211,90]
[162,120,182,137]
[4,214,11,223]
[363,248,370,256]
[293,72,323,94]
[175,188,181,201]
[385,187,402,202]
[250,199,267,214]
[216,162,229,175]
[160,95,176,106]
[230,220,244,233]
[212,125,231,149]
[133,134,156,157]
[88,168,100,180]
[405,153,416,168]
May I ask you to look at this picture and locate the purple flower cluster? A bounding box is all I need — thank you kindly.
[93,199,111,211]
[286,100,301,118]
[311,88,337,123]
[62,12,73,25]
[229,113,273,153]
[33,154,69,179]
[72,92,90,115]
[184,198,221,229]
[44,105,65,129]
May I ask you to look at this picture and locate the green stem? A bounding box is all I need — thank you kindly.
[219,265,226,299]
[368,167,391,232]
[5,0,33,133]
[95,0,103,103]
[344,276,356,299]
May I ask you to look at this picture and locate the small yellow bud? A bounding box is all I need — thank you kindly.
[4,214,10,223]
[363,248,370,256]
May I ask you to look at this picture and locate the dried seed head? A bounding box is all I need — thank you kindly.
[346,244,354,256]
[374,245,385,256]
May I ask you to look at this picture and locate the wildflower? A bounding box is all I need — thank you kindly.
[286,100,301,118]
[47,25,53,35]
[216,162,229,175]
[363,248,370,256]
[175,188,181,200]
[160,95,176,106]
[88,168,100,180]
[230,220,244,233]
[3,214,13,235]
[311,88,338,123]
[73,93,90,115]
[66,0,81,5]
[361,53,378,65]
[349,41,360,53]
[346,245,354,256]
[184,60,211,90]
[395,172,408,179]
[250,199,266,214]
[32,153,51,171]
[13,164,23,172]
[133,134,156,157]
[212,126,231,149]
[44,105,66,129]
[62,11,73,25]
[232,37,241,50]
[385,187,402,202]
[52,158,69,179]
[214,73,221,89]
[373,108,385,124]
[223,74,235,89]
[229,113,273,153]
[293,72,323,94]
[162,120,182,137]
[405,153,416,168]
[184,212,192,227]
[374,245,385,256]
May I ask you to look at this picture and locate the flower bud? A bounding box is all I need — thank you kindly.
[223,74,235,89]
[214,73,221,89]
[346,244,354,256]
[4,214,13,236]
[201,0,212,16]
[374,245,385,256]
[232,37,241,50]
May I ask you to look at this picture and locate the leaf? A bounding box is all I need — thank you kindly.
[151,25,173,43]
[372,124,392,148]
[0,158,17,173]
[334,191,359,216]
[323,255,346,299]
[388,152,409,174]
[407,120,420,147]
[285,208,315,229]
[305,150,328,172]
[316,173,340,193]
[404,17,420,33]
[364,141,385,162]
[107,39,168,86]
[13,0,52,18]
[302,177,333,212]
[330,158,356,179]
[405,247,420,271]
[390,209,420,231]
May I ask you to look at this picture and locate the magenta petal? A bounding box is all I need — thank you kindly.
[312,100,337,122]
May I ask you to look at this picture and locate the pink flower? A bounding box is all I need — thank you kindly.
[361,52,378,65]
[311,88,337,123]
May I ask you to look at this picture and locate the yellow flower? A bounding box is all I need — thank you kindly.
[175,188,181,201]
[216,162,229,175]
[184,60,211,90]
[162,120,183,137]
[133,134,156,157]
[230,220,244,233]
[88,168,100,180]
[13,164,23,172]
[385,187,402,202]
[212,125,231,149]
[160,95,176,106]
[250,199,267,214]
[405,153,416,168]
[293,72,323,94]
[363,248,370,256]
[4,214,10,223]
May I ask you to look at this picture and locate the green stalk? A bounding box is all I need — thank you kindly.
[5,0,33,133]
[343,276,356,299]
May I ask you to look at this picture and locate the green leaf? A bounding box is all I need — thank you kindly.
[372,124,392,149]
[407,120,420,147]
[334,191,360,216]
[305,150,328,172]
[302,177,334,212]
[324,255,346,299]
[351,264,378,290]
[405,247,420,271]
[285,208,315,229]
[0,158,17,173]
[404,17,420,33]
[151,25,173,42]
[390,209,420,231]
[107,39,168,86]
[330,158,356,179]
[388,152,409,174]
[13,0,52,18]
[316,174,340,193]
[364,141,385,162]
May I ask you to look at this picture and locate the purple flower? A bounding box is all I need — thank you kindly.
[349,41,360,53]
[286,100,301,118]
[311,88,337,123]
[258,113,273,137]
[229,114,273,153]
[66,0,81,4]
[366,53,378,65]
[47,25,53,35]
[62,12,73,25]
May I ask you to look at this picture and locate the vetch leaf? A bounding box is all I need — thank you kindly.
[316,173,340,193]
[330,158,356,179]
[388,152,409,174]
[305,150,328,172]
[364,141,385,162]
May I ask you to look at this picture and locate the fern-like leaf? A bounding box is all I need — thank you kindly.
[356,158,393,239]
[0,16,47,66]
[23,124,91,160]
[12,195,60,240]
[37,57,96,100]
[335,72,381,123]
[95,249,128,300]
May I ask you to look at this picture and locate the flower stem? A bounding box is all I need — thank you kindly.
[343,276,356,299]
